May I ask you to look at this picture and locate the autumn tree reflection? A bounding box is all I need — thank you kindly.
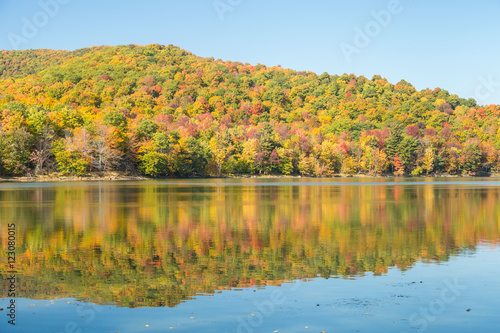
[1,182,499,307]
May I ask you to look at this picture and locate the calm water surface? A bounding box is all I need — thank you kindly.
[0,178,499,332]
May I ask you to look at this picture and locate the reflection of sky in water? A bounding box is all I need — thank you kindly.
[1,246,499,333]
[0,179,499,332]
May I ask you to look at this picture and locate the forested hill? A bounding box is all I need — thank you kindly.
[0,44,499,178]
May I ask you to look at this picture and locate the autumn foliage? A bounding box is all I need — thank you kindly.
[1,44,500,177]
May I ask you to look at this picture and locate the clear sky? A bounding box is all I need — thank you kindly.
[1,0,499,104]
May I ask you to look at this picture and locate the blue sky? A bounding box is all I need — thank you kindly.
[1,0,499,104]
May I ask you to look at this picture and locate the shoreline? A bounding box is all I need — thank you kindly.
[1,171,500,183]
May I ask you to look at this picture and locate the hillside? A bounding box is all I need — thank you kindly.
[0,44,499,177]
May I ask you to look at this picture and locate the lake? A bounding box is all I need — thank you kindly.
[0,178,499,333]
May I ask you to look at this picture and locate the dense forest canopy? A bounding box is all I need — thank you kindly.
[0,44,499,177]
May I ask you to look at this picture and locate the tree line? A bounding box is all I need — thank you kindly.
[1,44,499,177]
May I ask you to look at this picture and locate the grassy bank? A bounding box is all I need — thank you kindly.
[2,172,500,183]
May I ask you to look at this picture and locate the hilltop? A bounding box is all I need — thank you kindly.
[0,44,499,178]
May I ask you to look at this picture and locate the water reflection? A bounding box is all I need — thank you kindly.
[0,180,499,308]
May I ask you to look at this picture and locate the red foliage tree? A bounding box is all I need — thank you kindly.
[393,153,405,176]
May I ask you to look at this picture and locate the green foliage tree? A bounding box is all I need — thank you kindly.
[1,126,33,175]
[138,150,169,177]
